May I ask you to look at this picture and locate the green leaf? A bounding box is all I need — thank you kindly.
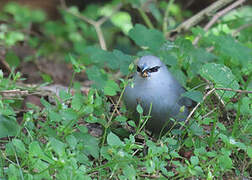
[12,139,26,155]
[81,134,99,159]
[72,93,84,110]
[218,155,233,170]
[189,122,204,136]
[49,138,66,156]
[200,63,239,98]
[86,66,107,89]
[136,104,143,114]
[5,51,20,68]
[85,46,119,69]
[59,90,72,102]
[49,111,62,123]
[114,116,127,123]
[112,50,133,75]
[29,141,53,163]
[40,98,51,109]
[190,156,199,166]
[213,35,252,67]
[247,146,252,158]
[182,90,203,103]
[66,135,77,149]
[104,80,120,96]
[111,12,133,34]
[107,132,124,146]
[129,24,165,51]
[123,165,136,179]
[170,68,187,87]
[191,48,216,63]
[7,164,20,180]
[165,138,177,145]
[149,3,162,22]
[0,115,20,138]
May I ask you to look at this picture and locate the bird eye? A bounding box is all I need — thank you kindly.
[149,66,160,73]
[137,66,141,72]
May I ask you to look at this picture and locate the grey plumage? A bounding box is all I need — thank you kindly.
[123,55,193,135]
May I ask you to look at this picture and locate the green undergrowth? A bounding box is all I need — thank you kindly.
[0,1,251,179]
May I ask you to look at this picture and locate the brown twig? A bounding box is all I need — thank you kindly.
[173,0,235,34]
[171,88,217,139]
[232,23,252,36]
[183,88,216,127]
[193,0,246,45]
[202,108,217,119]
[216,87,252,94]
[171,88,216,139]
[63,3,122,50]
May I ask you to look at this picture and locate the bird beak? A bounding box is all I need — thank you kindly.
[140,66,149,78]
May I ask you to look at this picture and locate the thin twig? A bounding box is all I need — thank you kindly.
[179,88,216,131]
[202,108,217,119]
[94,24,107,50]
[193,0,246,45]
[173,0,235,33]
[216,87,252,94]
[97,3,123,26]
[232,23,252,36]
[63,3,122,50]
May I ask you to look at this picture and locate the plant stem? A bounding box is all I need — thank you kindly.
[137,8,154,29]
[163,0,175,34]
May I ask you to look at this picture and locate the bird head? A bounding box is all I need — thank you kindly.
[136,55,164,78]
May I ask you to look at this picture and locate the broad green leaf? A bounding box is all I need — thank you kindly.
[112,50,133,75]
[191,48,216,63]
[165,138,177,145]
[29,141,53,163]
[7,164,20,180]
[189,122,204,136]
[111,12,133,34]
[86,66,107,89]
[49,138,66,156]
[218,155,233,170]
[160,52,177,67]
[84,46,119,69]
[61,108,78,126]
[190,156,199,166]
[247,146,252,158]
[104,80,120,96]
[12,139,26,155]
[49,111,62,123]
[5,51,20,68]
[170,68,187,87]
[81,134,99,159]
[0,115,19,138]
[72,93,84,110]
[200,63,239,98]
[123,165,136,179]
[66,135,77,149]
[213,35,252,67]
[129,24,165,51]
[107,132,124,146]
[182,90,203,103]
[114,116,127,123]
[59,90,71,102]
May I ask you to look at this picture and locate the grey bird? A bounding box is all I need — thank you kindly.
[123,55,193,135]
